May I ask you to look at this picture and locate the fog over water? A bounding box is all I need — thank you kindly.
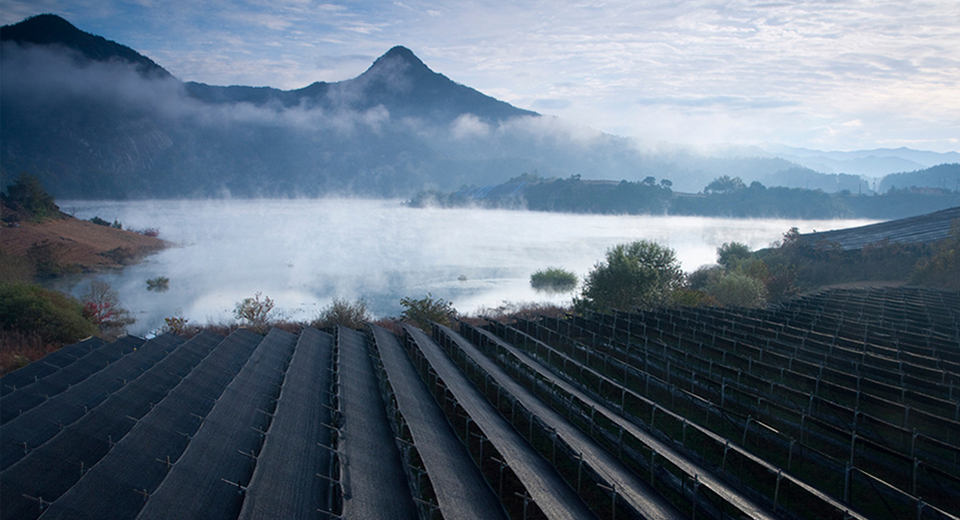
[57,199,876,335]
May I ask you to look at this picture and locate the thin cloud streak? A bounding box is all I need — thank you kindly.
[2,0,958,152]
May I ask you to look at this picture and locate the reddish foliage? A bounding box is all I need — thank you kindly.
[83,300,115,326]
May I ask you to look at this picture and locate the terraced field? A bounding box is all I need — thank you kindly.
[800,206,960,250]
[1,287,957,519]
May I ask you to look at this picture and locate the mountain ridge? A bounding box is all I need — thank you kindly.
[2,14,535,124]
[1,14,956,200]
[0,13,171,79]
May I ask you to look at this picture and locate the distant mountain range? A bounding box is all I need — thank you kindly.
[749,144,960,178]
[1,14,957,199]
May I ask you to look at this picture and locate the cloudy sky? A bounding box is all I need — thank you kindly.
[3,0,959,152]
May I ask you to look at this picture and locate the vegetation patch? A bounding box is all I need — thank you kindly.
[234,292,275,333]
[910,221,960,290]
[400,293,457,333]
[0,281,97,374]
[575,240,684,313]
[1,174,62,224]
[467,301,570,324]
[312,298,372,329]
[411,169,960,220]
[146,276,170,291]
[81,280,135,340]
[529,267,578,293]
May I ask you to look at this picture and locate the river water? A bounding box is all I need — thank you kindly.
[55,199,876,335]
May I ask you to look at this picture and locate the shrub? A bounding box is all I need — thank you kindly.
[100,247,137,265]
[312,298,371,329]
[81,280,135,339]
[400,293,456,333]
[1,174,60,223]
[575,240,684,313]
[686,264,723,291]
[234,292,275,333]
[162,315,195,336]
[146,276,170,292]
[668,288,706,307]
[717,242,752,269]
[704,273,769,308]
[530,267,578,293]
[27,240,67,277]
[763,263,799,302]
[0,282,97,345]
[89,216,111,227]
[911,221,960,289]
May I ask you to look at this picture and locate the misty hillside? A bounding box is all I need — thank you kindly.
[185,46,537,125]
[1,14,955,199]
[878,163,960,193]
[0,13,170,79]
[754,144,960,177]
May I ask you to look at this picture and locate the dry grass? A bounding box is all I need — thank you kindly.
[370,318,403,334]
[469,301,571,324]
[0,330,62,376]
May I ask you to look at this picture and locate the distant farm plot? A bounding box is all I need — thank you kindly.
[1,287,958,520]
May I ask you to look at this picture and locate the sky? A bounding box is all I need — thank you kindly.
[3,0,959,153]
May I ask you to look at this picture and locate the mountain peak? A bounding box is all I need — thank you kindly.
[350,45,537,123]
[364,45,430,76]
[382,45,422,63]
[1,13,77,40]
[1,13,171,79]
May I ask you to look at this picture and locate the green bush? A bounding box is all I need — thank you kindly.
[704,273,769,308]
[530,267,578,293]
[686,264,723,291]
[0,282,97,344]
[575,240,684,313]
[400,293,456,333]
[313,298,371,329]
[717,242,752,269]
[146,276,170,291]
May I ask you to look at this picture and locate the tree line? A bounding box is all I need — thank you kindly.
[410,174,960,220]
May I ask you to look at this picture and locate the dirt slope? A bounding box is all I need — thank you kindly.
[1,216,167,271]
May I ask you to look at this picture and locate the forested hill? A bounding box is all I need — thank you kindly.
[878,163,960,193]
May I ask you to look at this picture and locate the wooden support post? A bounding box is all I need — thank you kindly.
[492,456,508,498]
[513,492,531,520]
[844,462,852,504]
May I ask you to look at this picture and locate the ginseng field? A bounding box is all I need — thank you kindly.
[1,287,958,520]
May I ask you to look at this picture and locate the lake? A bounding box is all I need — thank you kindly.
[55,199,877,335]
